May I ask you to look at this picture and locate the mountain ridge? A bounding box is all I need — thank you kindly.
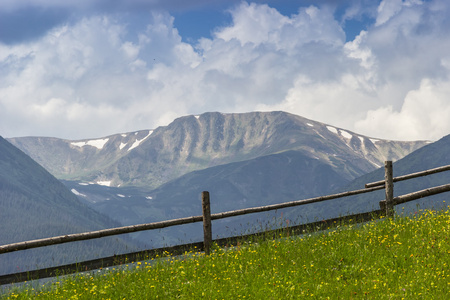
[7,111,429,189]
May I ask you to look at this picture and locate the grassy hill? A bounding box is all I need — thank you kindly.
[4,207,449,299]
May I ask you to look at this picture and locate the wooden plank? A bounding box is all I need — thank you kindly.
[384,161,394,217]
[366,164,450,188]
[0,215,203,254]
[210,185,384,221]
[202,191,212,255]
[393,183,450,206]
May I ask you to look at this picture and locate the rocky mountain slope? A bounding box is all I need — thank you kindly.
[0,137,136,275]
[8,111,429,189]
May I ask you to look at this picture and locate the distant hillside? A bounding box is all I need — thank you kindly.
[0,137,136,275]
[62,150,350,245]
[323,133,450,219]
[149,150,348,215]
[8,111,428,189]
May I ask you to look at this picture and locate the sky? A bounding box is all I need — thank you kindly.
[1,0,450,141]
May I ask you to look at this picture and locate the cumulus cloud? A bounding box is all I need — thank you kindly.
[353,0,450,140]
[260,0,450,140]
[356,78,450,140]
[375,0,403,26]
[1,0,450,141]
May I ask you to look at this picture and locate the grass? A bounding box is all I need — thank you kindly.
[3,206,450,299]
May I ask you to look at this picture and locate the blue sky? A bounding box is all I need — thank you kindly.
[172,0,376,43]
[1,0,449,141]
[0,1,375,44]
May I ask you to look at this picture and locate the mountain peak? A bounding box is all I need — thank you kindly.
[7,111,428,188]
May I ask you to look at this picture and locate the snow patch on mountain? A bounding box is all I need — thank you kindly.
[119,142,127,150]
[370,138,380,144]
[128,130,153,151]
[70,141,84,147]
[371,161,382,168]
[307,123,314,127]
[71,138,109,149]
[97,180,111,186]
[340,130,352,139]
[71,189,86,197]
[326,126,338,134]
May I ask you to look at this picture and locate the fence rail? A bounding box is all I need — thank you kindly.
[365,164,450,188]
[1,161,449,285]
[381,183,450,207]
[0,216,203,255]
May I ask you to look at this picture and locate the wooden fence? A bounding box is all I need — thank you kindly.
[1,161,450,285]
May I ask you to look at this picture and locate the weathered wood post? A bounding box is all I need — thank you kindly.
[201,191,212,255]
[384,161,394,217]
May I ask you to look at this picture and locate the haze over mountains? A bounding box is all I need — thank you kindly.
[5,111,433,247]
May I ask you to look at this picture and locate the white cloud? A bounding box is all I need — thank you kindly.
[260,0,450,141]
[375,0,403,26]
[215,3,345,49]
[215,2,291,46]
[120,42,140,60]
[256,71,378,130]
[1,1,450,141]
[0,15,153,138]
[356,78,450,140]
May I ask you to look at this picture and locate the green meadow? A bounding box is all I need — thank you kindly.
[3,206,450,299]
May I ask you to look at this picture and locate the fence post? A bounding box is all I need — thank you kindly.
[384,161,394,217]
[201,191,212,255]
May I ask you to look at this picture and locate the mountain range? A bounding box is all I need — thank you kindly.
[8,111,428,189]
[6,111,433,247]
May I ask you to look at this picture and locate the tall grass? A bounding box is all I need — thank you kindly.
[3,206,450,299]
